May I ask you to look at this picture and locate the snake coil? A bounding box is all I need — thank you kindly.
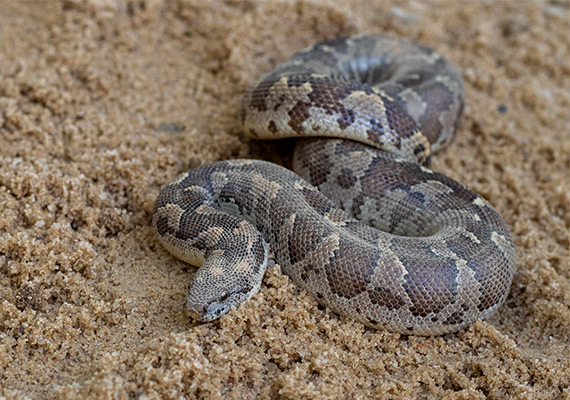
[153,35,516,335]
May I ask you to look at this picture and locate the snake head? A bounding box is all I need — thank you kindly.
[184,283,257,322]
[183,249,268,322]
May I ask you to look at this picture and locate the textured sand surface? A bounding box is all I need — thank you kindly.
[0,1,568,399]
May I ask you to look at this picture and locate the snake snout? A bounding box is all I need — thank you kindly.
[184,301,206,321]
[184,291,232,322]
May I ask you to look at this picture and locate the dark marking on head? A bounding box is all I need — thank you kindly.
[236,284,253,297]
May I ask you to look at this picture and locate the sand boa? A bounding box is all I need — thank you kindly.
[153,35,516,335]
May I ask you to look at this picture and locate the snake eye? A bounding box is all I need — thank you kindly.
[220,290,229,301]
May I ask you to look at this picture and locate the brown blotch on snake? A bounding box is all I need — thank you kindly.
[153,35,516,335]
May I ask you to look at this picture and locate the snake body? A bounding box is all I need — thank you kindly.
[153,35,516,335]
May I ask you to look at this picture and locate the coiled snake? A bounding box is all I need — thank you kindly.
[153,35,516,335]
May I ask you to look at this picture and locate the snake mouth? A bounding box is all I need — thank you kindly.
[184,302,206,321]
[184,298,231,322]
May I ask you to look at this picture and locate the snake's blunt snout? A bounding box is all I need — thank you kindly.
[184,289,231,322]
[184,301,204,321]
[184,273,261,322]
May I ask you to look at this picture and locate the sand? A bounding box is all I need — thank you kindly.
[0,0,568,399]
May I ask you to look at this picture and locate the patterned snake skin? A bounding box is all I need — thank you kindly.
[153,35,516,335]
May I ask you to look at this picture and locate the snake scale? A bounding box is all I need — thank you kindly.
[153,35,516,335]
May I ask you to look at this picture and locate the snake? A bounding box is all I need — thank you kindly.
[153,35,516,335]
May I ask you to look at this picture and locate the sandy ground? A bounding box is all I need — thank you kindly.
[0,1,568,399]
